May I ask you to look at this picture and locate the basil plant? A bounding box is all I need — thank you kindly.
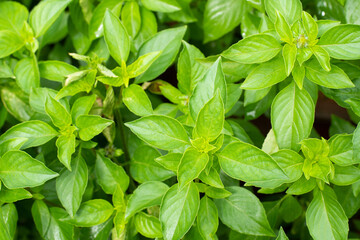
[0,0,360,239]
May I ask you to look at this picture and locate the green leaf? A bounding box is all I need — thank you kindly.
[306,186,348,240]
[125,181,169,220]
[346,98,360,117]
[203,0,245,42]
[63,199,114,227]
[135,26,186,83]
[218,140,289,188]
[345,0,360,25]
[189,57,227,120]
[197,196,218,240]
[0,1,28,33]
[311,45,331,72]
[222,34,282,64]
[31,200,51,238]
[131,145,174,183]
[155,153,182,172]
[56,134,76,170]
[0,187,32,203]
[70,95,96,123]
[56,155,88,218]
[103,9,130,65]
[76,115,113,141]
[133,7,157,50]
[14,57,40,94]
[29,0,72,37]
[45,95,72,129]
[354,123,360,162]
[276,227,289,240]
[264,0,302,25]
[275,11,293,44]
[194,91,224,142]
[329,134,358,166]
[125,115,189,150]
[38,60,78,83]
[331,165,360,186]
[56,70,96,99]
[305,58,354,89]
[302,11,318,41]
[271,82,315,150]
[205,186,232,199]
[0,30,24,59]
[96,153,129,194]
[0,203,17,240]
[282,44,297,76]
[286,176,316,195]
[177,148,209,189]
[318,24,360,60]
[160,182,200,240]
[135,212,162,238]
[127,51,161,78]
[0,120,58,150]
[292,62,305,89]
[121,1,141,38]
[0,150,58,189]
[123,84,153,116]
[329,115,356,136]
[214,186,275,237]
[141,0,181,13]
[317,20,341,38]
[177,41,207,95]
[271,150,304,183]
[241,56,287,90]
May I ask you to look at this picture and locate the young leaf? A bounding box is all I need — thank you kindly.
[197,196,219,240]
[38,60,78,82]
[76,115,113,141]
[292,61,305,89]
[264,0,302,25]
[45,95,72,129]
[96,153,129,194]
[135,26,187,83]
[56,155,88,218]
[203,0,245,42]
[214,186,275,237]
[29,0,71,37]
[241,56,287,90]
[218,140,289,188]
[311,45,331,72]
[70,95,96,123]
[121,1,141,38]
[276,227,289,240]
[286,176,316,195]
[141,0,181,13]
[122,84,153,116]
[125,115,189,150]
[302,11,318,41]
[135,212,162,238]
[127,51,161,78]
[275,11,293,44]
[103,9,130,65]
[14,57,40,94]
[56,133,76,170]
[63,199,114,227]
[0,120,58,149]
[0,150,58,189]
[305,58,354,89]
[194,91,224,142]
[329,134,358,166]
[125,181,169,220]
[160,183,200,240]
[222,34,282,64]
[306,186,348,240]
[318,24,360,60]
[271,82,315,151]
[177,148,209,189]
[271,150,304,183]
[282,44,297,76]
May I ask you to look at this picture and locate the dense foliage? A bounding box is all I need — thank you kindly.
[1,0,360,239]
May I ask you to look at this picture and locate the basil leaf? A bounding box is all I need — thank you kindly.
[56,134,76,170]
[329,134,358,166]
[331,165,360,186]
[96,153,129,194]
[63,199,114,227]
[306,186,348,240]
[76,115,113,141]
[0,203,17,240]
[56,155,88,217]
[275,11,293,44]
[282,44,297,76]
[141,0,181,13]
[354,123,360,162]
[0,187,32,204]
[286,176,316,195]
[29,0,72,37]
[203,0,245,42]
[318,24,360,60]
[123,84,153,117]
[160,182,200,240]
[121,1,141,38]
[103,9,130,65]
[197,196,218,240]
[135,212,162,238]
[38,60,78,82]
[14,57,40,94]
[70,95,96,123]
[0,1,28,33]
[127,51,161,78]
[218,140,289,188]
[271,82,315,151]
[311,45,331,72]
[125,181,169,220]
[222,34,282,64]
[214,186,275,237]
[265,0,302,25]
[0,150,58,189]
[271,149,304,183]
[345,0,360,25]
[135,26,186,83]
[0,30,24,59]
[45,95,72,129]
[125,115,189,150]
[276,227,289,240]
